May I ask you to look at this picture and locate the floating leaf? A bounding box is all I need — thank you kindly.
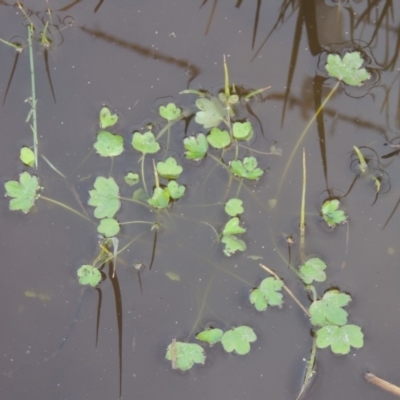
[159,103,181,121]
[77,265,102,287]
[167,180,185,200]
[165,341,205,371]
[99,106,118,129]
[183,133,208,160]
[230,156,264,180]
[94,131,124,157]
[299,257,327,285]
[165,272,180,281]
[225,198,244,217]
[124,172,139,186]
[309,290,351,327]
[207,127,231,149]
[250,277,284,312]
[195,97,225,129]
[97,218,120,237]
[4,172,40,213]
[157,157,183,180]
[316,324,364,354]
[88,176,121,219]
[221,326,257,355]
[148,187,170,209]
[196,328,224,345]
[20,147,35,167]
[325,52,370,86]
[132,131,160,154]
[232,121,253,140]
[222,217,246,236]
[221,235,246,256]
[321,199,347,227]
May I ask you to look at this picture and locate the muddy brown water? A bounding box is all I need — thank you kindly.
[1,1,400,399]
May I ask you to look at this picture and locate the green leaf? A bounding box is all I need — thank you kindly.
[309,290,351,327]
[196,328,224,345]
[132,187,149,202]
[165,341,205,371]
[88,176,121,219]
[325,52,370,86]
[132,131,160,154]
[156,157,183,180]
[97,218,120,237]
[221,235,246,257]
[316,324,364,354]
[222,217,246,236]
[4,172,40,213]
[94,131,124,157]
[321,199,347,227]
[250,277,284,312]
[124,172,139,186]
[183,133,208,160]
[148,187,170,209]
[232,121,253,140]
[299,257,327,285]
[207,127,231,149]
[195,97,225,129]
[221,326,257,355]
[77,265,102,287]
[225,198,244,217]
[159,103,181,121]
[20,147,35,167]
[99,106,118,129]
[167,180,185,200]
[230,156,264,180]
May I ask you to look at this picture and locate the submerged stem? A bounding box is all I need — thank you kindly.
[299,148,306,262]
[40,195,92,222]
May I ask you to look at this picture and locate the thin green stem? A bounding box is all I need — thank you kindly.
[276,80,340,200]
[141,155,148,195]
[0,37,22,51]
[40,195,92,222]
[41,154,66,178]
[300,148,306,263]
[119,220,154,226]
[27,25,38,169]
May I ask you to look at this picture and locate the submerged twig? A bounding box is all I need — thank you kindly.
[365,372,400,397]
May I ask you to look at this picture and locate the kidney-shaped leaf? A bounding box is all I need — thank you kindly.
[94,131,124,157]
[196,328,224,345]
[221,326,257,355]
[165,341,205,371]
[5,171,40,213]
[99,106,118,129]
[183,133,208,160]
[132,131,160,154]
[195,97,225,129]
[77,265,102,287]
[250,277,284,311]
[316,324,364,354]
[88,176,121,219]
[299,257,327,285]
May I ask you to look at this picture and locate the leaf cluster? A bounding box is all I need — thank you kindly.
[221,199,246,256]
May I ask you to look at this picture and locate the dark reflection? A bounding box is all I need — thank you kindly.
[58,0,104,13]
[95,287,102,347]
[79,26,201,87]
[2,50,20,105]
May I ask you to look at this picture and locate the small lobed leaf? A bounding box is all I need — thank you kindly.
[77,265,102,287]
[232,121,253,140]
[94,131,124,157]
[225,198,244,217]
[165,341,205,371]
[221,326,257,355]
[195,97,225,129]
[183,133,208,160]
[132,131,160,154]
[167,180,185,200]
[325,51,370,86]
[159,103,181,121]
[222,217,246,236]
[157,157,183,180]
[230,156,264,180]
[99,106,118,129]
[88,176,121,219]
[309,290,351,327]
[321,199,346,227]
[196,328,224,345]
[315,324,364,354]
[124,172,139,186]
[207,127,231,149]
[20,147,35,167]
[5,171,40,213]
[221,235,246,256]
[250,277,284,311]
[97,218,120,237]
[299,257,327,285]
[148,187,170,209]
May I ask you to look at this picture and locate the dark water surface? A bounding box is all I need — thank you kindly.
[1,1,400,399]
